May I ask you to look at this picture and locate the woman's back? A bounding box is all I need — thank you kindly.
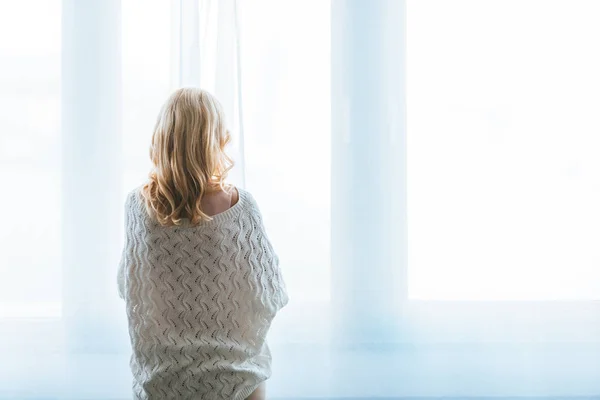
[118,186,288,400]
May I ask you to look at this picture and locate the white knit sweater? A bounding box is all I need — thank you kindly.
[117,187,288,400]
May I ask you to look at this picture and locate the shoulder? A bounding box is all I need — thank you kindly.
[235,187,260,212]
[123,185,145,213]
[234,187,269,225]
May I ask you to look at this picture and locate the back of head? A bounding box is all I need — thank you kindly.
[142,87,234,226]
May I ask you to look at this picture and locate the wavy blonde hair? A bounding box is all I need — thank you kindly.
[142,88,234,226]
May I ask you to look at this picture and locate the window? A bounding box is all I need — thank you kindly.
[239,0,331,303]
[0,0,62,318]
[407,0,600,301]
[3,1,600,398]
[121,0,172,193]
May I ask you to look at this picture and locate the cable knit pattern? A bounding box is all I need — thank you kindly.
[117,187,288,400]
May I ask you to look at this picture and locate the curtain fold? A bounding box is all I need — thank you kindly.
[173,0,246,187]
[61,0,125,352]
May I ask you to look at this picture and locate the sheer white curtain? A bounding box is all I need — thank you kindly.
[123,0,245,195]
[3,0,600,398]
[0,0,62,321]
[171,0,246,186]
[1,0,330,398]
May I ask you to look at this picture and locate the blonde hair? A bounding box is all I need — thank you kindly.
[142,88,234,226]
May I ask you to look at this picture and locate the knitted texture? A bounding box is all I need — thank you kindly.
[117,187,288,400]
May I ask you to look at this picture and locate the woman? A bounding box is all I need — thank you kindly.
[117,87,288,400]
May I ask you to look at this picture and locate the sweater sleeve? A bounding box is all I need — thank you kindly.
[245,191,289,311]
[117,192,134,300]
[271,250,289,311]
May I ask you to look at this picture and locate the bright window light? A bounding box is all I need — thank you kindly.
[407,0,600,300]
[121,0,172,193]
[239,0,331,302]
[0,0,62,318]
